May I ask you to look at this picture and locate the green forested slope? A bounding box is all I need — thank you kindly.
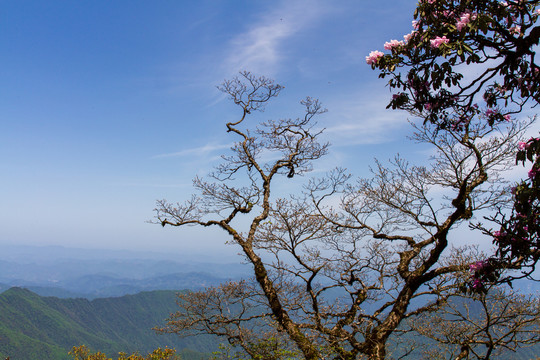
[1,287,538,359]
[0,287,214,360]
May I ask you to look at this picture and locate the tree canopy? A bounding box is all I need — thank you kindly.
[155,1,540,359]
[368,0,540,288]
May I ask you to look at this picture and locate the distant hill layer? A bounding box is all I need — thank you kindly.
[0,252,247,299]
[0,269,235,299]
[0,287,214,360]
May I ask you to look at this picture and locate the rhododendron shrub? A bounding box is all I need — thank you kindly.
[488,136,540,282]
[371,0,540,127]
[368,0,540,289]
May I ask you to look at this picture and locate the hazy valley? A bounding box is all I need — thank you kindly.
[0,244,247,299]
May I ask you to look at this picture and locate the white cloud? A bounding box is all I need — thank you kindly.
[152,143,231,159]
[322,89,410,146]
[224,0,329,75]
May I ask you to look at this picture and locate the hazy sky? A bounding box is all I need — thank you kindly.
[1,1,533,257]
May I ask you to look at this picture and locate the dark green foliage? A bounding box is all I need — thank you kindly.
[0,288,215,360]
[493,136,540,280]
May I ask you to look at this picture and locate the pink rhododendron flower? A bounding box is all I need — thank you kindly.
[518,141,529,150]
[469,260,486,271]
[384,39,404,50]
[504,114,511,121]
[365,50,384,65]
[430,36,449,48]
[403,31,416,43]
[456,12,471,31]
[472,278,484,289]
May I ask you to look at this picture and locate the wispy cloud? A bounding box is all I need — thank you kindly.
[152,143,231,159]
[108,181,192,188]
[322,90,410,146]
[224,0,329,75]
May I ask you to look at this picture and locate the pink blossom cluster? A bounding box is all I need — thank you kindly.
[430,36,449,48]
[469,260,488,289]
[469,260,486,272]
[403,31,416,43]
[471,277,484,289]
[456,12,472,31]
[518,137,540,150]
[384,39,404,50]
[442,10,455,18]
[502,0,527,10]
[493,226,533,246]
[518,141,530,150]
[365,50,384,65]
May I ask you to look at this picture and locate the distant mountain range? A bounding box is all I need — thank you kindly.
[0,287,215,360]
[0,271,232,299]
[0,244,248,298]
[1,244,538,299]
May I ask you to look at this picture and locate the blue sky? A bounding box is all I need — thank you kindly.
[1,0,504,257]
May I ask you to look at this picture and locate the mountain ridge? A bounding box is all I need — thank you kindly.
[0,287,214,360]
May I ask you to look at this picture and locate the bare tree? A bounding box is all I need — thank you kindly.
[154,71,535,359]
